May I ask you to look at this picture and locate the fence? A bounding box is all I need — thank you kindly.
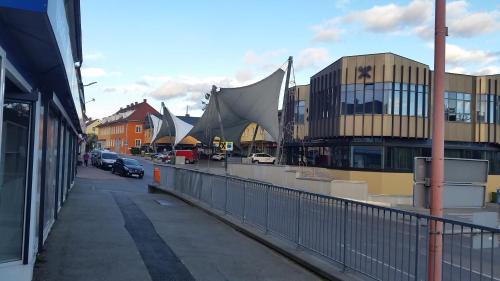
[155,164,500,281]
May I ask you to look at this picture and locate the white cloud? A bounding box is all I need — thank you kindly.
[84,51,105,61]
[475,66,500,75]
[295,48,331,71]
[447,1,500,37]
[311,20,342,43]
[343,0,432,33]
[447,66,467,74]
[312,0,500,42]
[445,43,498,65]
[81,67,106,78]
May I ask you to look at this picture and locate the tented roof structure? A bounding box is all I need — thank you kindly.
[188,68,285,145]
[150,105,194,146]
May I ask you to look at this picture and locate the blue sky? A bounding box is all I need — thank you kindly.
[81,0,500,119]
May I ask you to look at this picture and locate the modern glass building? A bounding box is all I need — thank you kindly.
[0,1,84,280]
[284,53,500,197]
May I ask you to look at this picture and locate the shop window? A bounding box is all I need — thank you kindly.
[352,146,382,169]
[0,101,31,263]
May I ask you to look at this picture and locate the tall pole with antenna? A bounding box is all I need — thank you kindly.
[275,56,293,164]
[428,1,446,281]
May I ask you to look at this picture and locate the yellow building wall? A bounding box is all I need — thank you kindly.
[326,169,498,200]
[240,122,270,143]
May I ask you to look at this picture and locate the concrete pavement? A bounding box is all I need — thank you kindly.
[33,162,320,281]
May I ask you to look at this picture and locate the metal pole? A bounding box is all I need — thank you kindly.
[428,1,446,280]
[213,86,227,173]
[275,56,293,164]
[247,124,259,157]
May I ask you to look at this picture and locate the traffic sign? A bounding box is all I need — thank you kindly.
[225,141,233,151]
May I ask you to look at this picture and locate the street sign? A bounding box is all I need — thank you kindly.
[225,141,233,151]
[413,157,488,208]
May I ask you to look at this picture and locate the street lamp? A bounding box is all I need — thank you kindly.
[85,98,95,104]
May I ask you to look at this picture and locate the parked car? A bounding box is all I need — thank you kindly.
[248,153,275,164]
[97,151,118,169]
[112,158,144,178]
[211,153,225,161]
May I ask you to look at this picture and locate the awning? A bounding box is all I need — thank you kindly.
[188,68,285,146]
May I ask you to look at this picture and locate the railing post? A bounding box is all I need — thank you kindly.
[224,176,228,214]
[342,200,348,272]
[415,216,420,280]
[265,185,269,234]
[296,191,302,245]
[210,175,214,208]
[242,181,246,223]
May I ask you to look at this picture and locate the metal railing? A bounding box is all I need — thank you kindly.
[155,164,500,281]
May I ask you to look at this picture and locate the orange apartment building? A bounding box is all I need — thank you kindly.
[97,99,160,154]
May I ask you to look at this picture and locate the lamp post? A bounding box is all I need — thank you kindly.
[428,1,446,281]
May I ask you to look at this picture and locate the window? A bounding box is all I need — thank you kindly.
[352,146,382,169]
[135,125,142,133]
[444,92,473,122]
[135,139,141,147]
[383,83,393,114]
[0,101,32,262]
[355,84,364,114]
[477,94,487,123]
[401,84,408,116]
[295,100,305,124]
[364,84,374,114]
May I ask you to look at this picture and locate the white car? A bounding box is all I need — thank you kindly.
[211,153,225,161]
[97,151,118,169]
[248,153,275,164]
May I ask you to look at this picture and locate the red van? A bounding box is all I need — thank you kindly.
[163,149,198,164]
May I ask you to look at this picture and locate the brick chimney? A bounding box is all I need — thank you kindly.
[135,102,138,105]
[143,99,147,103]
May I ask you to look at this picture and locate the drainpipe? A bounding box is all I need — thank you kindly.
[428,1,446,280]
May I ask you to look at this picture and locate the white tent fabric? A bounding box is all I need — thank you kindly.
[149,114,163,144]
[150,106,194,146]
[188,68,285,145]
[167,109,194,145]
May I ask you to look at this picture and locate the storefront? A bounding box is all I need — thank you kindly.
[0,1,84,280]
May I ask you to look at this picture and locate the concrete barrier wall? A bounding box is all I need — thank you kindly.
[228,164,368,201]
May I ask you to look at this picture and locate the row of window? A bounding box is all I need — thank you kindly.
[311,83,500,124]
[287,145,500,174]
[100,124,143,135]
[106,139,142,148]
[340,83,429,117]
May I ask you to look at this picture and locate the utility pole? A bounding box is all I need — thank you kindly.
[213,85,227,173]
[428,1,446,281]
[275,56,293,164]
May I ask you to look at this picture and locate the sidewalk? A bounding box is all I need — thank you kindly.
[34,165,319,281]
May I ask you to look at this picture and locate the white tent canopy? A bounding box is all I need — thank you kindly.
[188,68,285,146]
[149,105,194,146]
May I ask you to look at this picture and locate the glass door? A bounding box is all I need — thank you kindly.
[0,100,32,263]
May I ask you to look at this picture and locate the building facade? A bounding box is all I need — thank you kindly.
[0,1,84,280]
[97,99,159,154]
[284,53,500,197]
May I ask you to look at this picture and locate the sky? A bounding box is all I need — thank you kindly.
[81,0,500,119]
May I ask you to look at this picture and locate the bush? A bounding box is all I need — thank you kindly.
[129,147,141,155]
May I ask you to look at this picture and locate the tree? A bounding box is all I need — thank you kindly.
[85,133,98,152]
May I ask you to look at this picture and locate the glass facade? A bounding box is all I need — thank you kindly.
[340,82,427,116]
[295,100,305,124]
[0,101,31,263]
